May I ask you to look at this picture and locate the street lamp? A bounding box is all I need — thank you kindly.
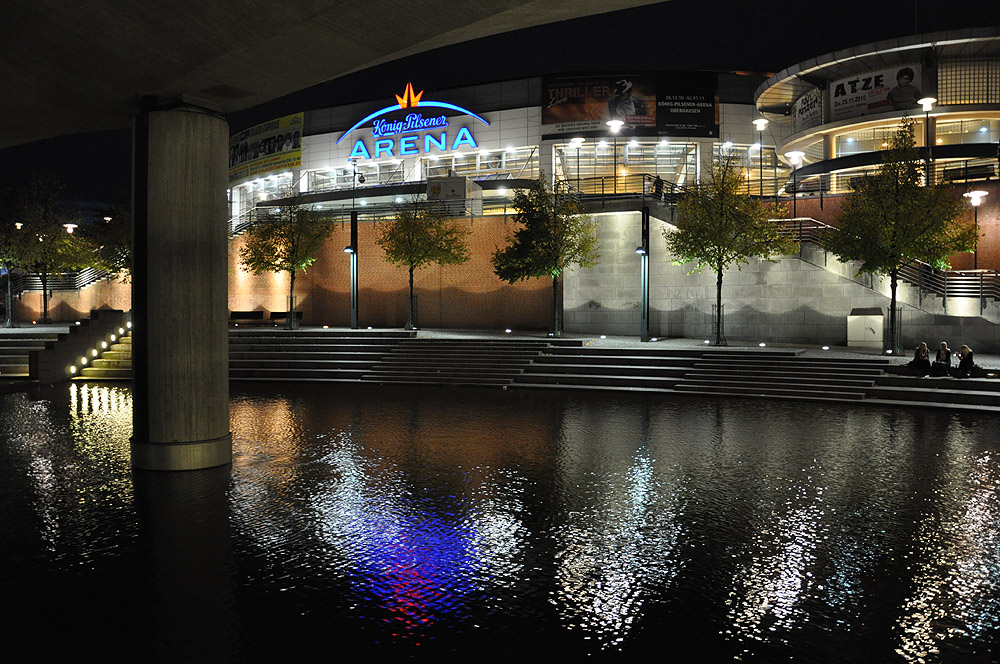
[570,137,585,192]
[607,119,624,193]
[918,97,936,183]
[785,151,805,218]
[964,190,988,269]
[753,118,769,197]
[636,206,650,342]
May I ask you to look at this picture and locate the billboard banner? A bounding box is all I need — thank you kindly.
[229,113,304,183]
[829,65,923,121]
[656,71,718,138]
[542,74,658,137]
[792,88,823,133]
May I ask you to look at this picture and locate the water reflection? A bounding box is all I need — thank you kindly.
[2,384,1000,661]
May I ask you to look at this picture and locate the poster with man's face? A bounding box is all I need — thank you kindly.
[829,65,923,121]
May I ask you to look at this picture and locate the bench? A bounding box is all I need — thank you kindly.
[269,311,303,324]
[229,310,265,326]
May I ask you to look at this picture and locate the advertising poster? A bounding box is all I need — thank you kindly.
[229,113,304,183]
[792,88,823,133]
[656,71,718,137]
[542,74,657,137]
[830,65,923,121]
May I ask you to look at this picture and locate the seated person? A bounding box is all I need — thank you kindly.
[930,341,952,377]
[954,345,982,378]
[907,341,931,376]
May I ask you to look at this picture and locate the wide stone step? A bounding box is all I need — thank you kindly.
[512,372,681,388]
[523,363,689,378]
[685,369,879,385]
[230,359,378,369]
[229,351,387,361]
[534,354,700,367]
[368,365,525,376]
[230,368,370,379]
[874,375,1000,392]
[866,385,1000,406]
[674,383,867,400]
[228,343,400,353]
[693,358,888,371]
[359,374,515,386]
[91,359,133,369]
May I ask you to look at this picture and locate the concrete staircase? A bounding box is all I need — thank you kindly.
[0,330,63,379]
[75,333,133,381]
[866,374,1000,412]
[229,329,416,381]
[512,346,702,391]
[672,353,891,401]
[360,338,583,387]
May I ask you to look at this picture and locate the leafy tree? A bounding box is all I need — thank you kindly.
[822,120,975,352]
[238,203,333,329]
[2,176,95,323]
[664,154,795,346]
[493,177,599,336]
[376,197,471,329]
[84,202,132,281]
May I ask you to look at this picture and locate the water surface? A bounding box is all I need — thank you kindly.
[2,383,999,662]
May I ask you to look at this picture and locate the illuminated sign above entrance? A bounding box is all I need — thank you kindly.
[337,83,490,160]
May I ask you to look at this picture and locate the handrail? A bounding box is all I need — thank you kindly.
[772,217,1000,305]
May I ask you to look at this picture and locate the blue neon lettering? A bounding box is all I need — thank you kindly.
[399,135,419,155]
[452,127,477,150]
[372,113,449,138]
[350,140,371,160]
[425,133,447,152]
[374,139,394,158]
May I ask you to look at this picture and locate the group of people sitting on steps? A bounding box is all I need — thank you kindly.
[907,341,985,378]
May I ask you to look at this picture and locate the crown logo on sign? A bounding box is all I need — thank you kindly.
[395,82,423,109]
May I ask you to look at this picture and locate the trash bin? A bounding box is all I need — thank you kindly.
[847,307,883,349]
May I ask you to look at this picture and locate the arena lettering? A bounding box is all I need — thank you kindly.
[349,126,478,160]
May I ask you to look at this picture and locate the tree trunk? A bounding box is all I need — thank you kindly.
[40,271,51,324]
[406,265,416,330]
[3,266,14,328]
[888,268,898,354]
[714,268,726,346]
[288,269,298,330]
[551,273,562,337]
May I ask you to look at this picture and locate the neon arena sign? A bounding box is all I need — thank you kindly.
[337,83,490,160]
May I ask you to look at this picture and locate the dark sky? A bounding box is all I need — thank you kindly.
[2,0,996,207]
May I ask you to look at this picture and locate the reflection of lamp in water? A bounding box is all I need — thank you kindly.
[606,119,624,194]
[963,190,988,269]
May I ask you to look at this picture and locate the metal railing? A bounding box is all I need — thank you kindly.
[11,267,112,294]
[773,217,1000,311]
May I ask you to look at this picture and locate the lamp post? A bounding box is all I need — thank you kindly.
[344,212,358,329]
[636,206,650,342]
[964,190,988,269]
[918,97,937,184]
[753,118,769,197]
[785,151,804,219]
[607,119,623,193]
[570,137,585,192]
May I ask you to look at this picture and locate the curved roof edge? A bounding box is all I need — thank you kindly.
[754,27,1000,113]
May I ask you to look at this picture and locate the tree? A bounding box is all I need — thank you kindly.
[822,120,975,352]
[85,202,132,281]
[493,177,599,337]
[376,197,471,329]
[238,203,334,329]
[2,175,95,323]
[664,154,796,346]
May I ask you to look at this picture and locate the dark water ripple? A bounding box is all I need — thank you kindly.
[2,382,999,662]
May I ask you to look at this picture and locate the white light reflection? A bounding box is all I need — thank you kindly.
[552,450,682,650]
[726,476,827,647]
[893,450,1000,662]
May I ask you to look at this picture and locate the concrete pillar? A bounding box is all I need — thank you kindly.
[132,103,231,471]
